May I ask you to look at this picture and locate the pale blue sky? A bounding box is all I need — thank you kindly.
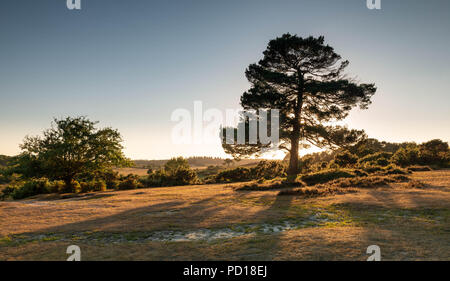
[0,0,449,159]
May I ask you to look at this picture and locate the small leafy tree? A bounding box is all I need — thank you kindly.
[14,117,130,190]
[164,157,190,176]
[223,159,234,167]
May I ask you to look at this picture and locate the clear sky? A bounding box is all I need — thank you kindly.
[1,0,449,159]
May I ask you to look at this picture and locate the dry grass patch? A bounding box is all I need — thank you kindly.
[0,170,448,261]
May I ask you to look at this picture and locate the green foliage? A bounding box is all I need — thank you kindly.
[299,169,356,186]
[143,157,199,187]
[334,151,358,167]
[348,138,408,157]
[59,180,81,194]
[391,139,449,167]
[222,34,376,178]
[358,152,393,166]
[0,173,9,184]
[3,178,70,200]
[392,145,421,167]
[12,116,131,185]
[96,170,121,189]
[419,139,449,166]
[407,165,432,172]
[214,167,253,183]
[169,168,199,186]
[164,157,190,175]
[146,167,199,187]
[118,174,143,190]
[80,180,107,193]
[211,160,286,183]
[251,160,286,179]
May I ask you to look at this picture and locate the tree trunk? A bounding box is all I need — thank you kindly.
[287,136,300,181]
[287,77,304,182]
[63,176,74,193]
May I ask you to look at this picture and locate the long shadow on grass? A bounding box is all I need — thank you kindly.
[239,194,294,260]
[15,194,233,236]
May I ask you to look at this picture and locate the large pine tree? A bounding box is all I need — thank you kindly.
[222,34,376,180]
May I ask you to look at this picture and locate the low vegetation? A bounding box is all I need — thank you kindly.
[0,116,448,201]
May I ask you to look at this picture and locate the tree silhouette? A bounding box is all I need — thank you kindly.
[222,34,376,180]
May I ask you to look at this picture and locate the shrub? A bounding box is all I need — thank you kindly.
[170,168,199,186]
[8,178,51,199]
[145,168,199,187]
[419,139,449,166]
[407,165,432,172]
[358,152,393,165]
[98,170,120,189]
[80,180,107,193]
[299,169,356,186]
[0,173,9,184]
[278,186,357,197]
[361,165,384,174]
[251,160,286,179]
[392,145,420,167]
[48,181,66,193]
[236,178,303,191]
[164,157,190,175]
[214,167,252,183]
[118,174,143,190]
[108,180,120,189]
[360,163,408,176]
[334,151,358,167]
[326,175,409,188]
[60,180,81,193]
[0,185,18,200]
[382,166,409,175]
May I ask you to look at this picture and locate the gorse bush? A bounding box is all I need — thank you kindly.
[357,152,393,163]
[164,157,190,175]
[80,180,107,193]
[146,168,199,187]
[251,160,286,179]
[214,167,252,183]
[98,170,121,189]
[419,139,449,166]
[3,178,70,199]
[145,157,199,187]
[211,160,286,183]
[407,165,432,172]
[118,174,143,190]
[299,169,357,186]
[334,151,358,168]
[391,139,449,167]
[10,179,50,199]
[392,145,420,167]
[357,152,393,167]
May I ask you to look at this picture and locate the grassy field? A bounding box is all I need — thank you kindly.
[0,170,448,261]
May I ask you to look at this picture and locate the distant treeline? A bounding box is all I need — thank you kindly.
[133,157,260,169]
